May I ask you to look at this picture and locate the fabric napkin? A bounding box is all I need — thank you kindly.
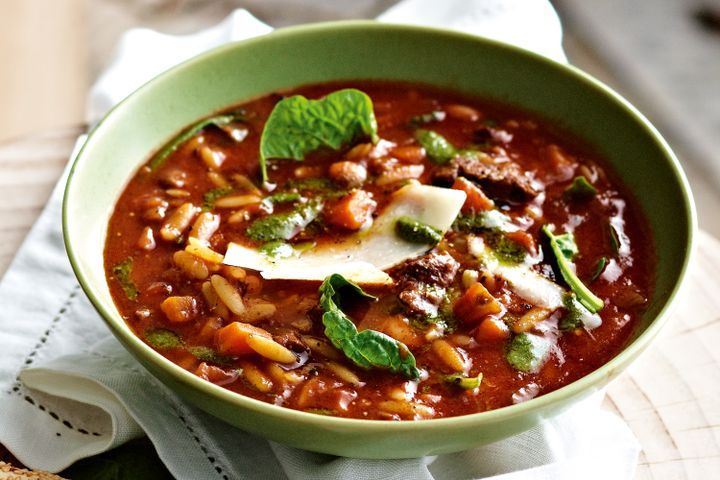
[0,1,640,478]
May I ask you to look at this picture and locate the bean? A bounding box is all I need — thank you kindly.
[160,203,199,241]
[328,161,367,188]
[189,212,220,244]
[247,334,297,364]
[432,339,468,373]
[222,265,246,281]
[158,168,187,188]
[301,335,343,360]
[445,104,480,122]
[240,301,277,323]
[231,174,263,196]
[325,361,361,386]
[266,362,304,385]
[207,171,229,188]
[461,269,479,289]
[375,164,425,186]
[142,196,169,222]
[344,142,373,161]
[377,400,435,419]
[391,145,426,164]
[293,165,324,179]
[137,226,156,251]
[240,361,273,393]
[512,307,552,333]
[198,145,226,170]
[214,194,262,208]
[173,250,209,280]
[165,188,191,198]
[210,274,245,315]
[201,281,230,320]
[185,237,224,264]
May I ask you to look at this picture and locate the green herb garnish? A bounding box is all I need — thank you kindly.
[188,346,232,365]
[444,373,483,390]
[609,224,621,255]
[259,89,378,182]
[319,274,420,379]
[112,257,139,301]
[261,192,301,208]
[202,186,235,210]
[564,176,597,199]
[485,231,527,265]
[506,333,551,373]
[589,256,608,283]
[145,329,183,349]
[542,225,604,313]
[415,129,457,164]
[409,111,446,126]
[246,199,324,242]
[259,240,295,259]
[453,210,512,233]
[285,178,335,192]
[148,112,244,171]
[395,216,443,245]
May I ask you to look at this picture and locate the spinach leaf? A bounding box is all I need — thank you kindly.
[148,112,244,171]
[112,257,139,301]
[145,329,183,350]
[506,333,551,372]
[564,176,597,199]
[444,373,483,390]
[589,256,608,282]
[319,274,420,379]
[542,225,604,313]
[202,185,235,210]
[415,129,457,164]
[259,89,378,182]
[395,216,443,245]
[246,199,324,242]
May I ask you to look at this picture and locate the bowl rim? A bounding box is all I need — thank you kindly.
[63,20,697,432]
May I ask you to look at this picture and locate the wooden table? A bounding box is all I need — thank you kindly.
[1,128,718,478]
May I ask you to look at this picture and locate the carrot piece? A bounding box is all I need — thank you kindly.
[453,282,503,325]
[325,190,377,230]
[452,177,494,212]
[474,317,510,342]
[216,321,272,356]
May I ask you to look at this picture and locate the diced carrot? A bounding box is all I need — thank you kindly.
[505,230,537,256]
[216,321,272,356]
[325,190,377,230]
[196,316,223,344]
[452,177,494,212]
[453,282,503,325]
[474,317,510,342]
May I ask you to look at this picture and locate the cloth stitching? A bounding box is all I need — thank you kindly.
[15,387,103,437]
[8,285,81,394]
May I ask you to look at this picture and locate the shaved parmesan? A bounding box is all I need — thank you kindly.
[468,236,564,309]
[223,183,466,284]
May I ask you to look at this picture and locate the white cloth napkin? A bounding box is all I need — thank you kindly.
[0,1,640,478]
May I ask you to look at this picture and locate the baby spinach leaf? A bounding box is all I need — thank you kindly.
[112,257,139,301]
[506,333,551,373]
[145,329,183,350]
[564,176,597,200]
[444,372,483,390]
[542,225,604,313]
[319,274,420,379]
[148,112,244,171]
[415,129,457,164]
[395,216,443,245]
[259,89,379,182]
[246,199,324,242]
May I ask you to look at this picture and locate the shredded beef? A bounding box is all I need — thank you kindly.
[392,251,459,317]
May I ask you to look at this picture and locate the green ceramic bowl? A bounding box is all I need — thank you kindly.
[63,21,695,458]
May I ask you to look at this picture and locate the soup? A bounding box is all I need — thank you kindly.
[104,82,652,420]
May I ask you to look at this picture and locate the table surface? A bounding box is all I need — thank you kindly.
[1,128,718,478]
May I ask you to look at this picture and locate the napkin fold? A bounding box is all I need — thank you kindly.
[0,1,640,478]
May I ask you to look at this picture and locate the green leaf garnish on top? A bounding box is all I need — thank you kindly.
[542,225,604,313]
[259,89,379,183]
[319,273,420,379]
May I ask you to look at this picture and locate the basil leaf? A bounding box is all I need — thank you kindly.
[444,373,483,390]
[415,129,457,164]
[148,112,244,171]
[319,274,420,379]
[112,257,139,301]
[506,333,551,372]
[542,225,604,313]
[395,216,443,244]
[259,89,379,182]
[145,329,183,350]
[564,176,597,199]
[246,199,324,242]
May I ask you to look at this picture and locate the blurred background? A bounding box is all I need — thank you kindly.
[0,0,718,235]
